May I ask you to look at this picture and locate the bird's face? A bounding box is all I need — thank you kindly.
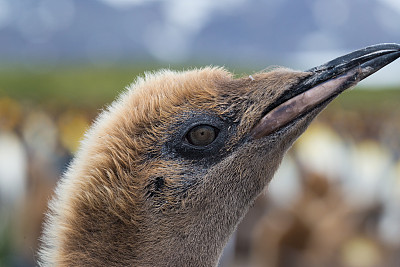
[125,45,400,225]
[135,68,312,214]
[99,46,399,237]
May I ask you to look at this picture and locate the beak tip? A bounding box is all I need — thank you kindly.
[250,43,400,139]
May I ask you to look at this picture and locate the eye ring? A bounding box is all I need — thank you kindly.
[186,124,219,146]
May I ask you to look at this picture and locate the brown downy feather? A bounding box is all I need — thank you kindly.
[39,67,309,266]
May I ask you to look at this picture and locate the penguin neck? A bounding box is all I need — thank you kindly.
[46,176,232,267]
[134,219,227,267]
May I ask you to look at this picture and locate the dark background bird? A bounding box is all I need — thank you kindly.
[1,1,400,266]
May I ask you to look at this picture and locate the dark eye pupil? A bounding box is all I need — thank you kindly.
[187,125,218,146]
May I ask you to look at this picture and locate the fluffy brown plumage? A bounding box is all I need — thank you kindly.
[39,44,400,266]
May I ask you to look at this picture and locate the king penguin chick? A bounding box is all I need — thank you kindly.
[39,44,400,267]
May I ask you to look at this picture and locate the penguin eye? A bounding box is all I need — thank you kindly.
[186,125,219,146]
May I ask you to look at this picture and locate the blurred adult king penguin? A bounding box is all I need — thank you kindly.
[39,44,400,266]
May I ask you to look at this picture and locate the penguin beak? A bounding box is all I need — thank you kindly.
[251,43,400,139]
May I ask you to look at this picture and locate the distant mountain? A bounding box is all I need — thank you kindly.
[0,0,399,72]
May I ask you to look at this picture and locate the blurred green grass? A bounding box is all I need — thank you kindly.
[0,65,399,112]
[0,65,151,109]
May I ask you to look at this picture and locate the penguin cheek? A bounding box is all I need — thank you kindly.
[142,161,204,211]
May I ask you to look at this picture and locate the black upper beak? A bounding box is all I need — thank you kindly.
[305,43,400,87]
[251,43,400,139]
